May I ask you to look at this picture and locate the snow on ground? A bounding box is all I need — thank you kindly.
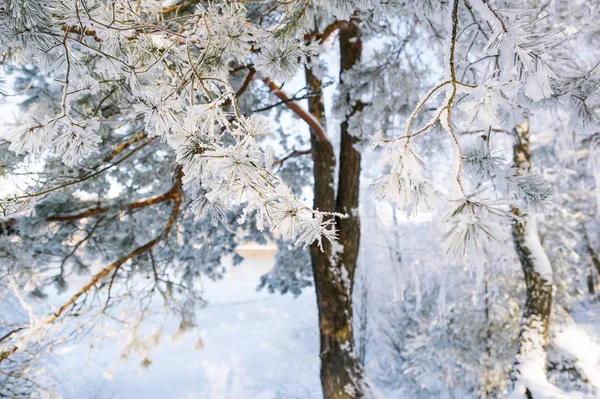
[525,303,600,399]
[51,250,323,399]
[32,248,600,399]
[555,303,600,394]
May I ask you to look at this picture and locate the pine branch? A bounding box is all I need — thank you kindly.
[263,77,333,154]
[5,138,153,204]
[273,148,311,167]
[47,185,180,222]
[45,169,183,324]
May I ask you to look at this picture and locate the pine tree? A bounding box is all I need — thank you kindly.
[1,0,598,397]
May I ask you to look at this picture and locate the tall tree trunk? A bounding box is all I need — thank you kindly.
[509,120,554,398]
[304,19,368,399]
[581,224,600,294]
[336,21,363,289]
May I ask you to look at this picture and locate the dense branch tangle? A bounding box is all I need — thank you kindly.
[380,0,477,199]
[1,0,339,246]
[0,0,352,367]
[1,169,184,363]
[376,0,508,208]
[46,176,183,324]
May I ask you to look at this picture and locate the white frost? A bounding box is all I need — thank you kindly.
[523,215,553,283]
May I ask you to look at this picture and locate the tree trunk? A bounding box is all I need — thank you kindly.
[304,19,368,399]
[582,224,600,294]
[336,21,363,290]
[509,121,554,398]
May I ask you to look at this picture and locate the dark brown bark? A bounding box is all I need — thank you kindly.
[511,207,553,338]
[0,219,16,236]
[582,225,600,289]
[336,21,363,288]
[509,121,553,397]
[304,19,367,399]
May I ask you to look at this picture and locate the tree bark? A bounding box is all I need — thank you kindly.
[509,120,554,398]
[304,19,368,399]
[582,224,600,293]
[336,21,363,289]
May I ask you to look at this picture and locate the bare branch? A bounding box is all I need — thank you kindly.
[263,77,333,154]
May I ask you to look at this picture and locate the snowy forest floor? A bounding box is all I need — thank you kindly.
[46,255,600,399]
[51,256,324,399]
